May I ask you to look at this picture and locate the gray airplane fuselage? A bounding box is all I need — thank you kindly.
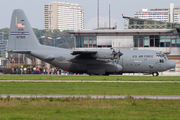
[28,45,175,75]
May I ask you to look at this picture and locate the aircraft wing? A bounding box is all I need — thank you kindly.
[71,50,97,55]
[71,49,123,60]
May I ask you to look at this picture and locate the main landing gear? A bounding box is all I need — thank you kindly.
[152,72,159,76]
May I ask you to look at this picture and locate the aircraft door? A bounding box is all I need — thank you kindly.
[88,39,93,48]
[156,58,162,68]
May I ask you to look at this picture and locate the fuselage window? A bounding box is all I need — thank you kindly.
[159,59,164,63]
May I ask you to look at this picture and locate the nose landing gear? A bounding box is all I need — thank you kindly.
[152,72,159,76]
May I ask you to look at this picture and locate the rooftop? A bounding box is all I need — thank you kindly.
[123,16,180,29]
[68,29,178,36]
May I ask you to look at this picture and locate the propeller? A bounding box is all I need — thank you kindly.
[111,48,123,60]
[116,50,123,64]
[175,27,180,37]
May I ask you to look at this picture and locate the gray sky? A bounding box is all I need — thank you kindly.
[1,0,180,29]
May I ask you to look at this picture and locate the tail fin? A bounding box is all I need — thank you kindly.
[7,9,40,53]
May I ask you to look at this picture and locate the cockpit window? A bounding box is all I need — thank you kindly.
[160,54,164,58]
[156,53,160,58]
[164,54,168,60]
[156,53,168,60]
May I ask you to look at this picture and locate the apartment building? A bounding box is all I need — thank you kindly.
[174,6,180,23]
[44,1,84,31]
[134,3,180,23]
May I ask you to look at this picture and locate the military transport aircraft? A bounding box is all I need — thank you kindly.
[7,9,176,76]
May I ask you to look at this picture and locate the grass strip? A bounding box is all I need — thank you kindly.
[0,75,180,81]
[0,97,179,119]
[0,82,180,95]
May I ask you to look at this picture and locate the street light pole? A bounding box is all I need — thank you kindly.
[48,37,61,47]
[39,36,45,44]
[55,37,61,47]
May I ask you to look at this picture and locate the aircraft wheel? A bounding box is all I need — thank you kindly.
[156,72,159,76]
[152,73,154,76]
[152,72,159,76]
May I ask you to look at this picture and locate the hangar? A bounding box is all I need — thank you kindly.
[68,16,180,75]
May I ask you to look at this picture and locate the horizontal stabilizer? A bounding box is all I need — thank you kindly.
[7,50,31,54]
[45,55,56,60]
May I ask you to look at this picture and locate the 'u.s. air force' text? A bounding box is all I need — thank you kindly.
[132,55,153,58]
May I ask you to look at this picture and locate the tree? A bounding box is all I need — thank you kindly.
[0,27,74,49]
[0,28,9,40]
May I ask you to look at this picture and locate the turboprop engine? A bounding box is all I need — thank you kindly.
[93,48,123,60]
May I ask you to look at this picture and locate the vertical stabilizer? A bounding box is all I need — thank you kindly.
[7,9,40,52]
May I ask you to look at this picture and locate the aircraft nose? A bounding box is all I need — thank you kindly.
[166,60,176,70]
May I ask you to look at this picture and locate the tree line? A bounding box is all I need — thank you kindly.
[0,28,74,49]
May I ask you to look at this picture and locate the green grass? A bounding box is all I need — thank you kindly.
[0,82,180,95]
[0,97,179,119]
[0,76,179,119]
[0,75,180,81]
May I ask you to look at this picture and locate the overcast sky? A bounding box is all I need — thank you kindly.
[1,0,180,29]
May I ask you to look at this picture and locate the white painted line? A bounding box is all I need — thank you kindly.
[0,80,179,83]
[0,95,180,99]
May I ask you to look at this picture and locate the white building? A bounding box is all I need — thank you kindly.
[134,3,180,23]
[44,1,84,31]
[174,6,180,23]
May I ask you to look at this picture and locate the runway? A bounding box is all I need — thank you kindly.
[0,80,180,83]
[1,94,180,99]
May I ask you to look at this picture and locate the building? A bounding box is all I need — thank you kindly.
[0,32,7,58]
[44,1,84,31]
[174,6,180,23]
[68,17,180,76]
[134,3,180,23]
[123,16,180,29]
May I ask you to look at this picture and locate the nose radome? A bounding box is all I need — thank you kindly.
[166,60,176,70]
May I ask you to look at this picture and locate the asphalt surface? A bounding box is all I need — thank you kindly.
[0,94,180,99]
[0,80,180,83]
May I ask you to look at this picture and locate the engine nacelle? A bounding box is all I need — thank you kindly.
[93,49,113,59]
[93,49,123,60]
